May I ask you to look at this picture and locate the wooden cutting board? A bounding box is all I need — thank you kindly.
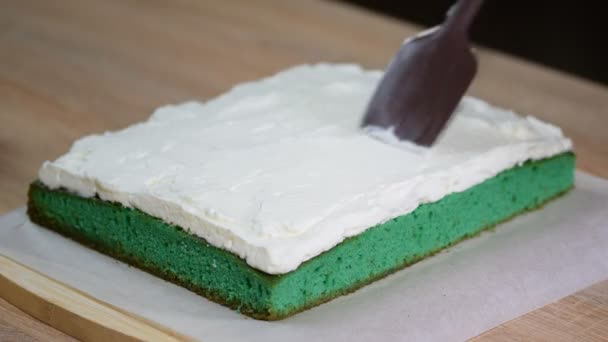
[1,0,608,340]
[0,255,193,341]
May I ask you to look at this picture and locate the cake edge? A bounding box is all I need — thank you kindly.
[26,153,576,320]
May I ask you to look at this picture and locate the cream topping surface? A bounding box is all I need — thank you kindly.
[39,64,572,274]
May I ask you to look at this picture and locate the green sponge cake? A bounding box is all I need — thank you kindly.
[27,64,574,320]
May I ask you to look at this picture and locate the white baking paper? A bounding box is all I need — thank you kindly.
[1,171,608,342]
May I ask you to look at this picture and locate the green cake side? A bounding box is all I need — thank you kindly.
[26,152,575,320]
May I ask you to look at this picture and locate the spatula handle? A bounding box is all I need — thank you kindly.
[445,0,484,36]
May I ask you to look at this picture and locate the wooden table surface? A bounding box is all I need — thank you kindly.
[1,0,607,340]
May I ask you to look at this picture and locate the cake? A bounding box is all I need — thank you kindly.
[27,64,575,320]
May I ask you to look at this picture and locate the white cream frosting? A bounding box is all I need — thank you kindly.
[38,64,572,274]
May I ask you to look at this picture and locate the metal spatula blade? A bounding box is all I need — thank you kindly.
[362,0,484,146]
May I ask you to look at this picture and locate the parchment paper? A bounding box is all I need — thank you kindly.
[1,171,608,341]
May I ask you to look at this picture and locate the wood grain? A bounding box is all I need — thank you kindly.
[0,0,607,341]
[0,255,193,342]
[473,280,608,341]
[0,297,78,342]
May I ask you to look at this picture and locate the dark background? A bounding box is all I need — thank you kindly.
[341,0,606,85]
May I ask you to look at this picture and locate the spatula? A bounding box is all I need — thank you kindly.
[362,0,484,146]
